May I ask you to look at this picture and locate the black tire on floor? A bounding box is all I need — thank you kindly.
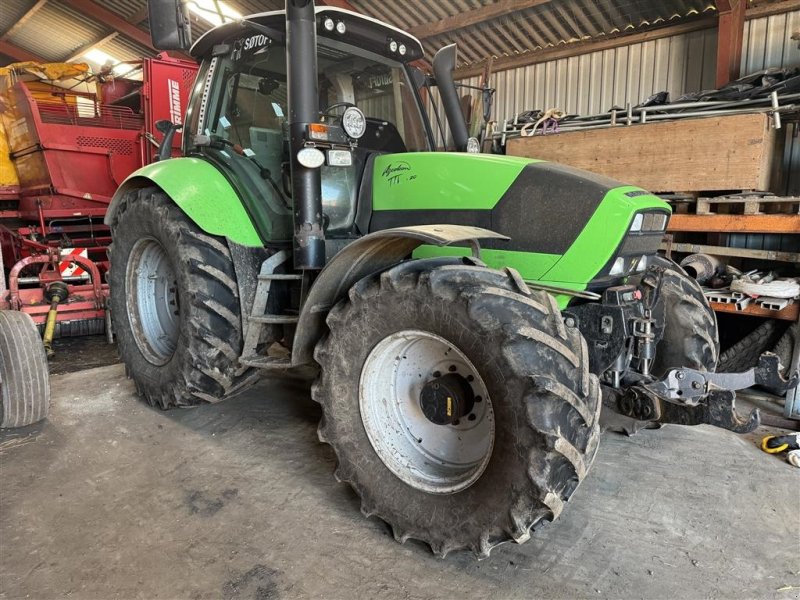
[0,310,50,428]
[773,322,798,379]
[718,320,784,375]
[312,259,601,558]
[108,188,258,409]
[651,258,719,376]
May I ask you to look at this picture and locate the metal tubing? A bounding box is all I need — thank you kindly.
[772,91,782,129]
[17,276,89,285]
[497,92,800,138]
[286,0,325,270]
[496,103,797,139]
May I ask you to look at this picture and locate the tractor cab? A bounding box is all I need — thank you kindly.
[182,8,435,245]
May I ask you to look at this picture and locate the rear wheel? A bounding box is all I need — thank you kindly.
[108,188,258,409]
[0,310,50,428]
[313,260,601,558]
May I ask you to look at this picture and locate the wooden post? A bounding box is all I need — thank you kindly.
[716,0,746,88]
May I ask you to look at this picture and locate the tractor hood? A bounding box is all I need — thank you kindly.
[368,152,670,290]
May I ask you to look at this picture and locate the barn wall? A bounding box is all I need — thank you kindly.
[428,8,800,189]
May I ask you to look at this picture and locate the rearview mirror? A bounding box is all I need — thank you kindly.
[148,0,192,51]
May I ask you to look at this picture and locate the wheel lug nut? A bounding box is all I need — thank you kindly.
[466,374,474,382]
[432,371,441,378]
[467,414,476,421]
[448,365,457,372]
[475,395,482,403]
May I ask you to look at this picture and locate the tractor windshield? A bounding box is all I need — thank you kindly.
[186,34,431,239]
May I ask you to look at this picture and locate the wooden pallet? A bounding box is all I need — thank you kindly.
[695,195,800,215]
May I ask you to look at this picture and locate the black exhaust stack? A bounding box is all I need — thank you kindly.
[286,0,325,270]
[432,44,469,152]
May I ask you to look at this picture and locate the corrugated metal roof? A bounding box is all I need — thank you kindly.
[0,0,34,34]
[0,0,780,71]
[9,2,108,62]
[350,0,719,66]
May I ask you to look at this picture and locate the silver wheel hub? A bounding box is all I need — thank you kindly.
[126,238,180,365]
[359,330,495,494]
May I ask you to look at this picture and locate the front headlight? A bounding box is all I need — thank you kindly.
[342,106,366,139]
[609,257,627,276]
[629,210,668,232]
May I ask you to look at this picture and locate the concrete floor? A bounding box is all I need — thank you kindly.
[1,364,799,600]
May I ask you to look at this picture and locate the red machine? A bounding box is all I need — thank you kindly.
[0,55,198,348]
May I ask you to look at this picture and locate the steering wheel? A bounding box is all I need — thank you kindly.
[322,101,356,117]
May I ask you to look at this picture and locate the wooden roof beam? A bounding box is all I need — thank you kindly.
[409,0,555,40]
[0,39,47,63]
[64,32,119,63]
[59,0,155,51]
[715,0,746,87]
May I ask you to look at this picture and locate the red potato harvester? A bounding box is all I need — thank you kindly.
[0,56,197,355]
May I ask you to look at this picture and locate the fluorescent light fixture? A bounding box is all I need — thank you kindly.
[187,0,242,26]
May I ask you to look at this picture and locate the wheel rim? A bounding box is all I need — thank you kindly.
[359,330,495,494]
[126,238,180,365]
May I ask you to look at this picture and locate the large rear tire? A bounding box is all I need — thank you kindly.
[108,188,258,409]
[312,260,601,558]
[0,310,50,428]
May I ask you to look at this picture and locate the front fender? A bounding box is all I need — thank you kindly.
[291,224,509,366]
[104,157,263,247]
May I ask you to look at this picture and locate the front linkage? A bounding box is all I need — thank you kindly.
[607,353,796,434]
[570,264,798,435]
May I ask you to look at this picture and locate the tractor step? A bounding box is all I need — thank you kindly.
[257,273,304,281]
[249,314,299,325]
[239,355,293,369]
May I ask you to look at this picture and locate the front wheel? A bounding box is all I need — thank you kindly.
[312,260,601,558]
[652,257,719,376]
[108,188,258,409]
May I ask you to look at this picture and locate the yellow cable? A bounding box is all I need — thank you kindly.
[761,436,789,454]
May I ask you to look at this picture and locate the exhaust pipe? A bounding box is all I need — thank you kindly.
[432,44,469,152]
[286,0,325,270]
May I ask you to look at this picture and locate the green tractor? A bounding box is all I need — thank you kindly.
[107,0,795,557]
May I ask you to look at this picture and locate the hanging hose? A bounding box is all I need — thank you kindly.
[42,281,69,358]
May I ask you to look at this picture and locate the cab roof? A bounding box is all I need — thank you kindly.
[191,7,424,63]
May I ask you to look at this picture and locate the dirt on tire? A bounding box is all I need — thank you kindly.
[312,258,601,558]
[108,188,259,409]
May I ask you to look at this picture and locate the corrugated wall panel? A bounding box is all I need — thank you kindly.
[485,30,719,123]
[741,10,800,196]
